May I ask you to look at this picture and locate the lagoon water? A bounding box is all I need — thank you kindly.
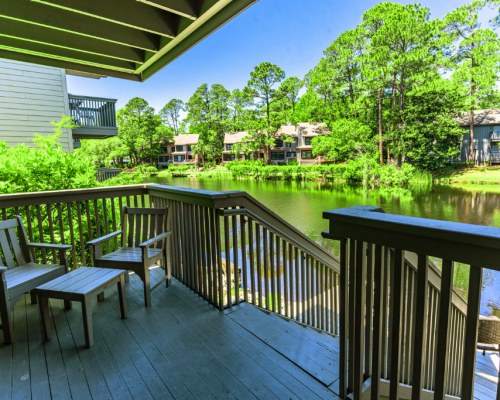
[152,176,500,316]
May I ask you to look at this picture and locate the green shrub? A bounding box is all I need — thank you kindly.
[0,118,97,194]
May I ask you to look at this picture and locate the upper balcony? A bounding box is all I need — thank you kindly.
[68,94,118,139]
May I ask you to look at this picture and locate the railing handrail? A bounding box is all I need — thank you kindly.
[68,93,117,103]
[0,185,148,207]
[323,205,500,269]
[404,251,468,314]
[146,184,338,269]
[219,207,338,269]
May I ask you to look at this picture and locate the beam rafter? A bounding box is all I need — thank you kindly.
[136,0,198,20]
[0,0,258,81]
[0,49,141,81]
[0,37,139,71]
[0,0,160,51]
[0,18,145,63]
[34,0,179,37]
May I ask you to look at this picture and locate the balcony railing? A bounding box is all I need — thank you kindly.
[0,184,340,335]
[68,94,117,138]
[0,187,496,398]
[323,206,500,400]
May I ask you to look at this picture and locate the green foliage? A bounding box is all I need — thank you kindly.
[159,98,185,136]
[186,84,232,164]
[0,117,97,193]
[312,119,375,162]
[117,97,169,164]
[76,136,128,167]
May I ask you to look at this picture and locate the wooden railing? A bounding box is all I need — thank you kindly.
[322,206,500,400]
[0,187,486,391]
[68,94,117,128]
[95,168,122,182]
[0,184,340,335]
[148,184,340,335]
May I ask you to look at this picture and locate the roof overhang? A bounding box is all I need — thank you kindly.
[0,0,257,81]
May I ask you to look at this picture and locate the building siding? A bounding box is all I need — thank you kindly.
[0,59,72,151]
[461,125,500,164]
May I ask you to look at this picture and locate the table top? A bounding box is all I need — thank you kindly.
[34,267,126,296]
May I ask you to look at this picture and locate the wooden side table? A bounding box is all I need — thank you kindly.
[33,267,127,348]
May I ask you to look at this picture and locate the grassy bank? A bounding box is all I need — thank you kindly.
[435,166,500,185]
[157,160,433,189]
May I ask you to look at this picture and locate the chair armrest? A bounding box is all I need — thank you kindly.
[87,230,122,246]
[0,266,6,274]
[139,231,172,248]
[28,242,72,251]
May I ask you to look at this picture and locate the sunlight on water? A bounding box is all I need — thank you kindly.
[151,177,500,316]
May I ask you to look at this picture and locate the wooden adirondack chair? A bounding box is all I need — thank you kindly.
[88,207,171,307]
[0,216,71,344]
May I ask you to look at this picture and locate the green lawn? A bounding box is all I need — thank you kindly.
[436,167,500,185]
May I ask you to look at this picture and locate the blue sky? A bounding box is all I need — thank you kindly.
[66,0,492,111]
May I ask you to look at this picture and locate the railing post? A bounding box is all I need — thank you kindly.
[460,266,483,400]
[389,249,403,399]
[434,260,454,399]
[411,254,429,400]
[339,237,348,399]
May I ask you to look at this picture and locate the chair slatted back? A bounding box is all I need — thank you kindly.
[0,217,32,268]
[121,207,168,248]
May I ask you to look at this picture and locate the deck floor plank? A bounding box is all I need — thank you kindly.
[164,284,337,400]
[11,296,31,400]
[63,300,114,400]
[51,300,93,400]
[1,275,497,399]
[226,304,339,386]
[26,295,51,400]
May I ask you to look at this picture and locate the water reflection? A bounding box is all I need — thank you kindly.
[151,176,500,316]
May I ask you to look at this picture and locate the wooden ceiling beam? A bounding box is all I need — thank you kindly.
[0,18,145,63]
[136,0,198,20]
[0,49,142,81]
[34,0,179,37]
[0,0,160,51]
[0,37,138,72]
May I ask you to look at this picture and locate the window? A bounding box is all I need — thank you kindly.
[223,154,235,161]
[158,156,169,163]
[174,155,185,162]
[245,154,252,160]
[270,152,285,161]
[286,151,296,158]
[274,139,283,148]
[285,141,294,148]
[171,146,175,152]
[187,145,192,152]
[304,137,312,146]
[175,145,184,152]
[187,154,193,160]
[226,144,232,151]
[160,145,169,153]
[301,150,313,160]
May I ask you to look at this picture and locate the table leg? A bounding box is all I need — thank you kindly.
[81,298,93,348]
[39,296,51,341]
[118,274,127,319]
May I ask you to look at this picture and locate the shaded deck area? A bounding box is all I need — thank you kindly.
[0,273,497,399]
[0,275,340,400]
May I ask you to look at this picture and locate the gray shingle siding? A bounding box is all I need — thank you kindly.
[0,59,72,152]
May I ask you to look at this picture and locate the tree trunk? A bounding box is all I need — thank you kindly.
[469,110,475,164]
[378,87,383,165]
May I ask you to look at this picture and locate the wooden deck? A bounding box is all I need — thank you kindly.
[0,273,497,399]
[0,274,340,400]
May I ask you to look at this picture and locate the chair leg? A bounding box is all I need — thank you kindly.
[143,268,151,307]
[0,278,13,344]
